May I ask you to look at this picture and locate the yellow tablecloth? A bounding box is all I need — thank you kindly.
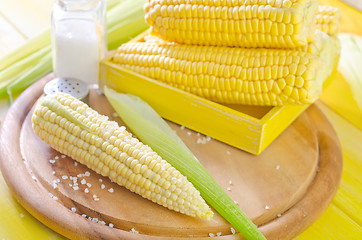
[0,0,361,239]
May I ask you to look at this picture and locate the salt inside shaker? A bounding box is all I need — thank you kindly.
[51,0,106,86]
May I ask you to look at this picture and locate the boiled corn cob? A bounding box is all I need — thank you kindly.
[112,31,339,105]
[144,0,319,48]
[316,6,341,36]
[32,93,213,220]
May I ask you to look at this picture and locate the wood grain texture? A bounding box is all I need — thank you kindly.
[0,76,342,239]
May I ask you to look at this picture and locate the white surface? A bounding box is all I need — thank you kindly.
[53,19,100,85]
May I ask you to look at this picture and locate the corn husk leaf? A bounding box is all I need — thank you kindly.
[104,86,266,240]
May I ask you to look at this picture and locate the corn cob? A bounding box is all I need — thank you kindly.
[112,31,339,105]
[31,93,213,220]
[144,0,319,48]
[316,6,341,36]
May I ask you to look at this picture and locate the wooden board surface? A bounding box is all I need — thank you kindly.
[0,76,343,239]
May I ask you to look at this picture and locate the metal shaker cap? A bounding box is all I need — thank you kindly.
[44,78,89,100]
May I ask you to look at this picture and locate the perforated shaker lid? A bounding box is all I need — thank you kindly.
[43,78,89,100]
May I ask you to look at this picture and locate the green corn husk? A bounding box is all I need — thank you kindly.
[7,51,52,102]
[0,30,50,72]
[104,87,266,240]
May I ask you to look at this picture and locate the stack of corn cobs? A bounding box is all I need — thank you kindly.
[113,1,341,106]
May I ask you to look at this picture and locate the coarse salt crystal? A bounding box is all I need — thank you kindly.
[84,188,89,193]
[231,227,236,234]
[74,162,78,166]
[228,180,233,185]
[55,156,59,160]
[108,188,114,193]
[187,131,192,136]
[101,184,105,189]
[265,205,270,210]
[73,186,79,191]
[109,223,114,228]
[81,179,86,184]
[82,214,87,218]
[226,151,231,155]
[84,171,91,177]
[49,160,56,164]
[227,187,231,191]
[52,171,55,175]
[216,232,222,236]
[130,228,139,234]
[61,155,66,158]
[276,165,280,170]
[71,207,76,212]
[99,179,103,182]
[277,214,282,217]
[86,183,92,188]
[180,125,185,130]
[62,175,68,180]
[208,233,215,237]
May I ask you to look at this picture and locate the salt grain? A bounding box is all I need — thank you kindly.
[86,183,92,188]
[82,214,87,218]
[208,233,215,237]
[231,227,236,234]
[130,228,139,234]
[277,214,282,217]
[265,205,270,210]
[61,155,66,158]
[216,232,222,236]
[71,207,76,212]
[101,184,105,189]
[276,165,280,170]
[180,125,185,130]
[84,171,91,177]
[55,156,59,160]
[226,151,231,155]
[52,171,55,175]
[108,188,114,193]
[227,187,231,191]
[81,179,86,184]
[49,160,56,164]
[109,223,114,228]
[228,180,233,185]
[99,179,103,182]
[84,188,89,193]
[187,131,192,136]
[74,162,78,166]
[62,175,68,180]
[73,186,79,191]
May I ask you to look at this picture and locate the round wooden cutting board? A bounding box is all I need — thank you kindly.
[0,76,342,240]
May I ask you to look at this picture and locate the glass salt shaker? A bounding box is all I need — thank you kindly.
[51,0,106,86]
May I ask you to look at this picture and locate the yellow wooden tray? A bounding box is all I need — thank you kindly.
[100,32,337,155]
